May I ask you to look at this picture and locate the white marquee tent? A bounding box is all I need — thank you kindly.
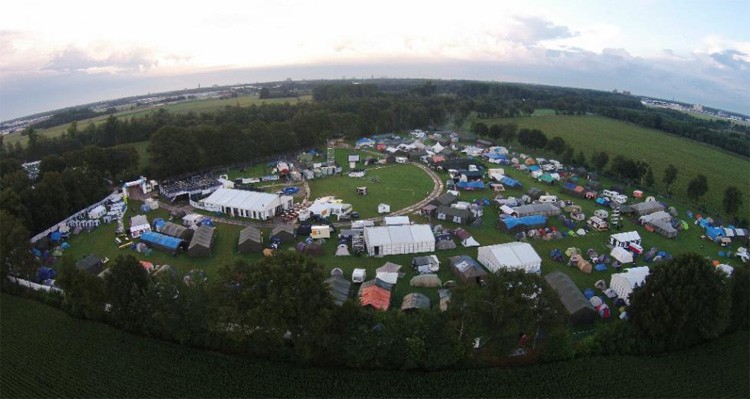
[364,224,435,256]
[477,242,542,274]
[610,231,642,248]
[199,188,293,220]
[610,266,650,305]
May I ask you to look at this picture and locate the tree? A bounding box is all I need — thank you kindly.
[574,151,587,167]
[447,269,566,357]
[727,265,749,332]
[488,124,503,140]
[591,151,609,172]
[687,174,709,203]
[56,255,106,320]
[722,186,744,218]
[561,146,574,164]
[663,164,678,194]
[546,137,566,155]
[212,253,336,362]
[105,255,150,330]
[628,253,731,349]
[471,122,489,137]
[644,166,655,187]
[0,211,36,281]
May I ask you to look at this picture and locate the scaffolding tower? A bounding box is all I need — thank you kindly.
[327,146,335,167]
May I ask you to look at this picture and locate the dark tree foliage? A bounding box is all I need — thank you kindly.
[722,186,744,217]
[590,151,609,172]
[105,255,150,331]
[629,253,731,350]
[211,253,336,362]
[56,255,107,320]
[727,265,749,332]
[0,211,36,281]
[447,270,567,358]
[518,129,548,149]
[687,174,709,202]
[546,136,567,155]
[663,164,678,193]
[471,122,489,136]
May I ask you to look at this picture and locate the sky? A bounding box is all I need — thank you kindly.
[1,0,749,121]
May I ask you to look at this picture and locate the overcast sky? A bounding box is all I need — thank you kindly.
[1,0,749,121]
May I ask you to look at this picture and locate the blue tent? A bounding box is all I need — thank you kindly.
[562,182,577,191]
[500,215,547,231]
[706,226,724,241]
[595,197,610,205]
[37,267,56,281]
[485,153,506,160]
[202,218,214,227]
[528,165,541,172]
[697,218,712,229]
[49,231,61,242]
[153,218,166,231]
[583,288,595,299]
[594,263,608,272]
[499,176,522,188]
[356,138,375,147]
[140,231,182,254]
[60,242,71,250]
[457,180,485,190]
[140,204,151,212]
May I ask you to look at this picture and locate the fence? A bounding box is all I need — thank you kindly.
[30,190,120,244]
[7,276,63,294]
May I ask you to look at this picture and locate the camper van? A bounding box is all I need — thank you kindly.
[538,195,559,203]
[602,190,628,205]
[587,216,609,231]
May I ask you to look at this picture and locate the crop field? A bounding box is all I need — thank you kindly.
[4,95,310,146]
[1,293,747,398]
[307,163,435,219]
[474,114,750,220]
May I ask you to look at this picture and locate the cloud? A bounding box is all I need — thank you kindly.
[42,46,159,74]
[506,16,578,46]
[709,49,749,70]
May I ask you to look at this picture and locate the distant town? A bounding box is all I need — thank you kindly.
[0,85,261,136]
[640,98,750,124]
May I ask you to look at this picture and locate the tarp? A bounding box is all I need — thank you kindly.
[499,176,522,188]
[499,215,547,232]
[141,231,182,254]
[456,180,485,190]
[410,274,442,288]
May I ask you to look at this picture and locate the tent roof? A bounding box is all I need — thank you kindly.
[449,255,487,279]
[141,231,182,250]
[364,224,435,247]
[512,203,561,217]
[325,274,352,306]
[409,274,442,288]
[202,188,284,212]
[401,293,431,310]
[160,222,192,239]
[611,231,641,243]
[384,216,410,225]
[271,225,295,235]
[239,225,262,244]
[130,215,149,227]
[480,242,542,272]
[377,262,402,273]
[611,266,650,288]
[500,215,547,230]
[544,271,596,319]
[189,225,215,250]
[434,193,458,206]
[630,201,665,215]
[610,247,634,263]
[76,254,102,272]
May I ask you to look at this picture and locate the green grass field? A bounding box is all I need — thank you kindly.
[1,293,747,398]
[307,163,434,219]
[5,95,310,146]
[474,113,750,219]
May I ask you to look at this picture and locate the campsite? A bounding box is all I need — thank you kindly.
[2,80,748,395]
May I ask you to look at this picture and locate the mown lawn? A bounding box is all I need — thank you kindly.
[1,293,747,398]
[473,113,750,220]
[307,163,434,219]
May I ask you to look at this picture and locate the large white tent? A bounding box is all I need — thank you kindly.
[364,224,435,256]
[610,231,642,248]
[610,266,650,305]
[477,242,542,274]
[610,247,634,264]
[198,188,293,220]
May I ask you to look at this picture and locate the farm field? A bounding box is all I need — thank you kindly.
[4,95,310,146]
[1,293,748,398]
[474,113,750,220]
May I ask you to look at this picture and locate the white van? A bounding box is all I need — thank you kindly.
[539,195,559,203]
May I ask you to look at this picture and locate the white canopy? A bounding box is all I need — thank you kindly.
[364,224,435,256]
[610,266,650,305]
[610,231,641,247]
[610,247,634,264]
[477,242,542,274]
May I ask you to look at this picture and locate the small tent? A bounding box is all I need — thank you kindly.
[271,225,295,243]
[610,247,634,264]
[335,244,351,256]
[401,293,431,311]
[188,225,215,258]
[237,226,263,253]
[409,274,442,288]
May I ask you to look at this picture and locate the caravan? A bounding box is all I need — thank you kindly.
[538,195,558,203]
